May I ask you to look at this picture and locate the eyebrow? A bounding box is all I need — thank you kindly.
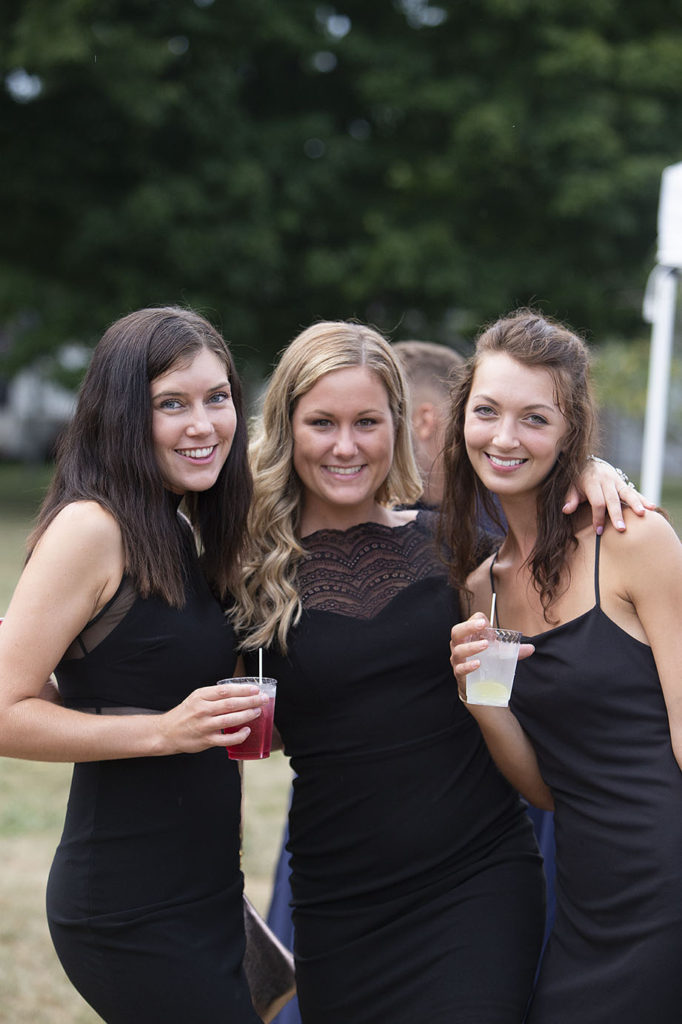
[470,392,557,414]
[151,379,230,399]
[304,407,385,417]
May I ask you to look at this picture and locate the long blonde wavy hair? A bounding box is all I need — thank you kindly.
[233,321,423,652]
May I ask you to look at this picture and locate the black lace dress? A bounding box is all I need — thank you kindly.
[47,551,259,1024]
[257,512,544,1024]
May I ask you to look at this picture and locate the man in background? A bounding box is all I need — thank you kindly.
[392,340,463,508]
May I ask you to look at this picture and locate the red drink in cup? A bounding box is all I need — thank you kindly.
[220,676,277,760]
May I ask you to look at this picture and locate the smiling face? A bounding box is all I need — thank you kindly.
[151,346,237,495]
[464,352,567,499]
[291,365,396,531]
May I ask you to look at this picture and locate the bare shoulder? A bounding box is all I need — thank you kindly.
[600,507,680,557]
[598,508,682,608]
[4,499,124,659]
[30,501,125,591]
[37,501,123,555]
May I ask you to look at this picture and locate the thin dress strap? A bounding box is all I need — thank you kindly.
[488,550,501,627]
[594,532,602,608]
[489,538,600,624]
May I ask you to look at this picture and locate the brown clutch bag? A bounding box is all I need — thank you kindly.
[243,895,297,1023]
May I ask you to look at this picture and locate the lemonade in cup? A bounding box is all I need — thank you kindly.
[465,627,521,707]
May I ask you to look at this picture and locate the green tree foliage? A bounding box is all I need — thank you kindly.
[1,0,682,372]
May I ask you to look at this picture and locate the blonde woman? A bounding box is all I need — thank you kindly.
[234,320,644,1024]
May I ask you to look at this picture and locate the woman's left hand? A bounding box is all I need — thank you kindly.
[563,457,656,534]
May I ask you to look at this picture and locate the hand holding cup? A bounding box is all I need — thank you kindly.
[451,615,534,707]
[218,676,277,760]
[157,682,266,755]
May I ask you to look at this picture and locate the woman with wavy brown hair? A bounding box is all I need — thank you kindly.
[447,310,682,1023]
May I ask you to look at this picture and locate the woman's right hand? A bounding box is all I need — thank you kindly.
[157,682,268,755]
[450,615,551,808]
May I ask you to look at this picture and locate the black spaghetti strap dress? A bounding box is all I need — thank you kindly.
[254,512,545,1024]
[509,534,682,1023]
[46,551,259,1024]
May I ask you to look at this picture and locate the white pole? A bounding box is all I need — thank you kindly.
[640,267,678,503]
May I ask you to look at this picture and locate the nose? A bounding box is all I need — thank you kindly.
[492,416,519,449]
[186,404,213,437]
[332,427,358,458]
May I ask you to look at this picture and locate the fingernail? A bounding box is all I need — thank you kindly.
[596,525,603,535]
[562,503,571,513]
[617,520,625,531]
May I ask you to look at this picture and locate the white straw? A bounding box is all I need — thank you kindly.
[489,592,496,627]
[258,648,263,685]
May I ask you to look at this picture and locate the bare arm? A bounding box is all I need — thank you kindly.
[0,503,265,762]
[565,457,655,534]
[451,616,553,810]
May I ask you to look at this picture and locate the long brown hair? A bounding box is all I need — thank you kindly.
[29,306,252,605]
[440,309,596,618]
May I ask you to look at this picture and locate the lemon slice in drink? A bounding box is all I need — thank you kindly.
[468,680,509,705]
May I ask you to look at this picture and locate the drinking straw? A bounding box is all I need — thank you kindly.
[258,648,263,686]
[489,592,496,628]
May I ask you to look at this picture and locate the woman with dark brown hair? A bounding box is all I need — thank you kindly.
[0,307,265,1023]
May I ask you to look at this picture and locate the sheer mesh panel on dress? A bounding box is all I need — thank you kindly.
[62,577,137,659]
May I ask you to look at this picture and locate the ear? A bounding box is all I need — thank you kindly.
[412,402,438,442]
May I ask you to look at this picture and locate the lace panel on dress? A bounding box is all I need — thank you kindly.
[296,516,445,619]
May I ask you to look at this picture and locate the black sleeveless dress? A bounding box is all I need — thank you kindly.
[509,534,682,1023]
[46,552,259,1024]
[256,512,545,1024]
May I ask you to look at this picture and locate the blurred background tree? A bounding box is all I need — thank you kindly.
[1,0,682,378]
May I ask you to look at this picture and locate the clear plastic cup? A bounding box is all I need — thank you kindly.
[219,676,277,760]
[466,628,521,706]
